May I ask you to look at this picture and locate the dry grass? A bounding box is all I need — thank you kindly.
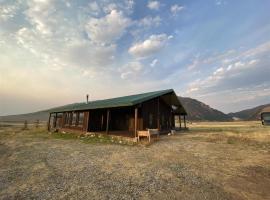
[0,121,269,200]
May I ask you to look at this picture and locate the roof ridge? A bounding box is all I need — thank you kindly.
[88,88,173,103]
[50,89,176,112]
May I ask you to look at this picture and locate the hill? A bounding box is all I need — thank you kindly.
[0,98,232,122]
[0,102,86,122]
[0,111,50,122]
[228,104,270,120]
[179,97,232,121]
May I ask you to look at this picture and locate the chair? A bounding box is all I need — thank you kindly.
[137,129,159,142]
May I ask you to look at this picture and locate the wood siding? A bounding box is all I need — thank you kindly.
[141,97,173,131]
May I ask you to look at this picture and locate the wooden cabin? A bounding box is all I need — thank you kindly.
[48,89,187,138]
[261,107,270,125]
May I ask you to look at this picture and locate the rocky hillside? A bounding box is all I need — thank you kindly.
[228,104,270,120]
[179,97,232,121]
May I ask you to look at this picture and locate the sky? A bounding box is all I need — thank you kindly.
[0,0,270,116]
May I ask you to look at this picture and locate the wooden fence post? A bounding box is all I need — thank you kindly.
[35,119,39,128]
[23,120,28,130]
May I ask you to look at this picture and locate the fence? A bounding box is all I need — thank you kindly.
[0,120,48,132]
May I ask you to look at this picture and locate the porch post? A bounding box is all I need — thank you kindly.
[54,113,57,128]
[85,111,89,132]
[48,113,51,131]
[106,109,110,134]
[184,115,186,129]
[134,107,138,138]
[157,97,160,130]
[101,114,104,130]
[179,115,181,129]
[171,113,175,129]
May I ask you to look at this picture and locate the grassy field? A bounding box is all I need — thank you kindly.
[0,121,269,200]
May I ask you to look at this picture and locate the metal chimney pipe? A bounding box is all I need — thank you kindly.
[86,94,89,104]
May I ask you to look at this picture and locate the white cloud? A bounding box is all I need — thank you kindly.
[25,0,57,36]
[150,59,158,67]
[215,0,227,6]
[128,34,171,58]
[119,61,143,79]
[147,1,160,10]
[170,4,184,16]
[120,71,133,79]
[187,59,199,70]
[85,9,131,44]
[101,0,134,15]
[66,41,116,68]
[87,1,100,16]
[137,16,161,27]
[186,41,270,98]
[0,4,19,22]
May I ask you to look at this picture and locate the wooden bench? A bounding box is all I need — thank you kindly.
[137,129,159,142]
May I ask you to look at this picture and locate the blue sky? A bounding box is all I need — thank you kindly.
[0,0,270,115]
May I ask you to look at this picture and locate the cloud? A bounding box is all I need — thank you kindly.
[187,59,199,70]
[87,1,101,16]
[128,34,171,58]
[215,0,227,6]
[24,0,59,36]
[0,3,19,22]
[137,16,161,27]
[150,59,158,67]
[187,58,265,94]
[119,61,143,79]
[170,4,184,16]
[147,1,160,10]
[85,9,131,44]
[185,41,270,112]
[66,41,116,68]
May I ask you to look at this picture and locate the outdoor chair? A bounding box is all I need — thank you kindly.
[137,129,159,142]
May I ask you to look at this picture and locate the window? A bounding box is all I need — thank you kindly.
[263,114,270,121]
[77,112,84,127]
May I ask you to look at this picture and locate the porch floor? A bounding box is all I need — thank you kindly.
[89,131,135,138]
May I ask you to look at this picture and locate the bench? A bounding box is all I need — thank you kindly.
[137,129,159,142]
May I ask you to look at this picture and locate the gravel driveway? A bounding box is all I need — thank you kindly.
[0,122,269,200]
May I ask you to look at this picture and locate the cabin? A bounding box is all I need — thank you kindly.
[47,89,187,139]
[261,107,270,125]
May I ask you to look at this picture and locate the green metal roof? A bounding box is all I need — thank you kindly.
[50,89,186,114]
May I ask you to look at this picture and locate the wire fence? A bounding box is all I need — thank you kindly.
[0,120,48,132]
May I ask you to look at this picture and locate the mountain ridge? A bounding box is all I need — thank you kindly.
[228,103,270,120]
[179,97,232,121]
[1,97,268,122]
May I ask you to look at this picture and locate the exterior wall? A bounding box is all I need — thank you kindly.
[87,107,143,133]
[141,97,173,131]
[88,109,107,132]
[141,98,158,129]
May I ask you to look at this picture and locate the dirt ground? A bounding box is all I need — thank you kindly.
[0,121,269,200]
